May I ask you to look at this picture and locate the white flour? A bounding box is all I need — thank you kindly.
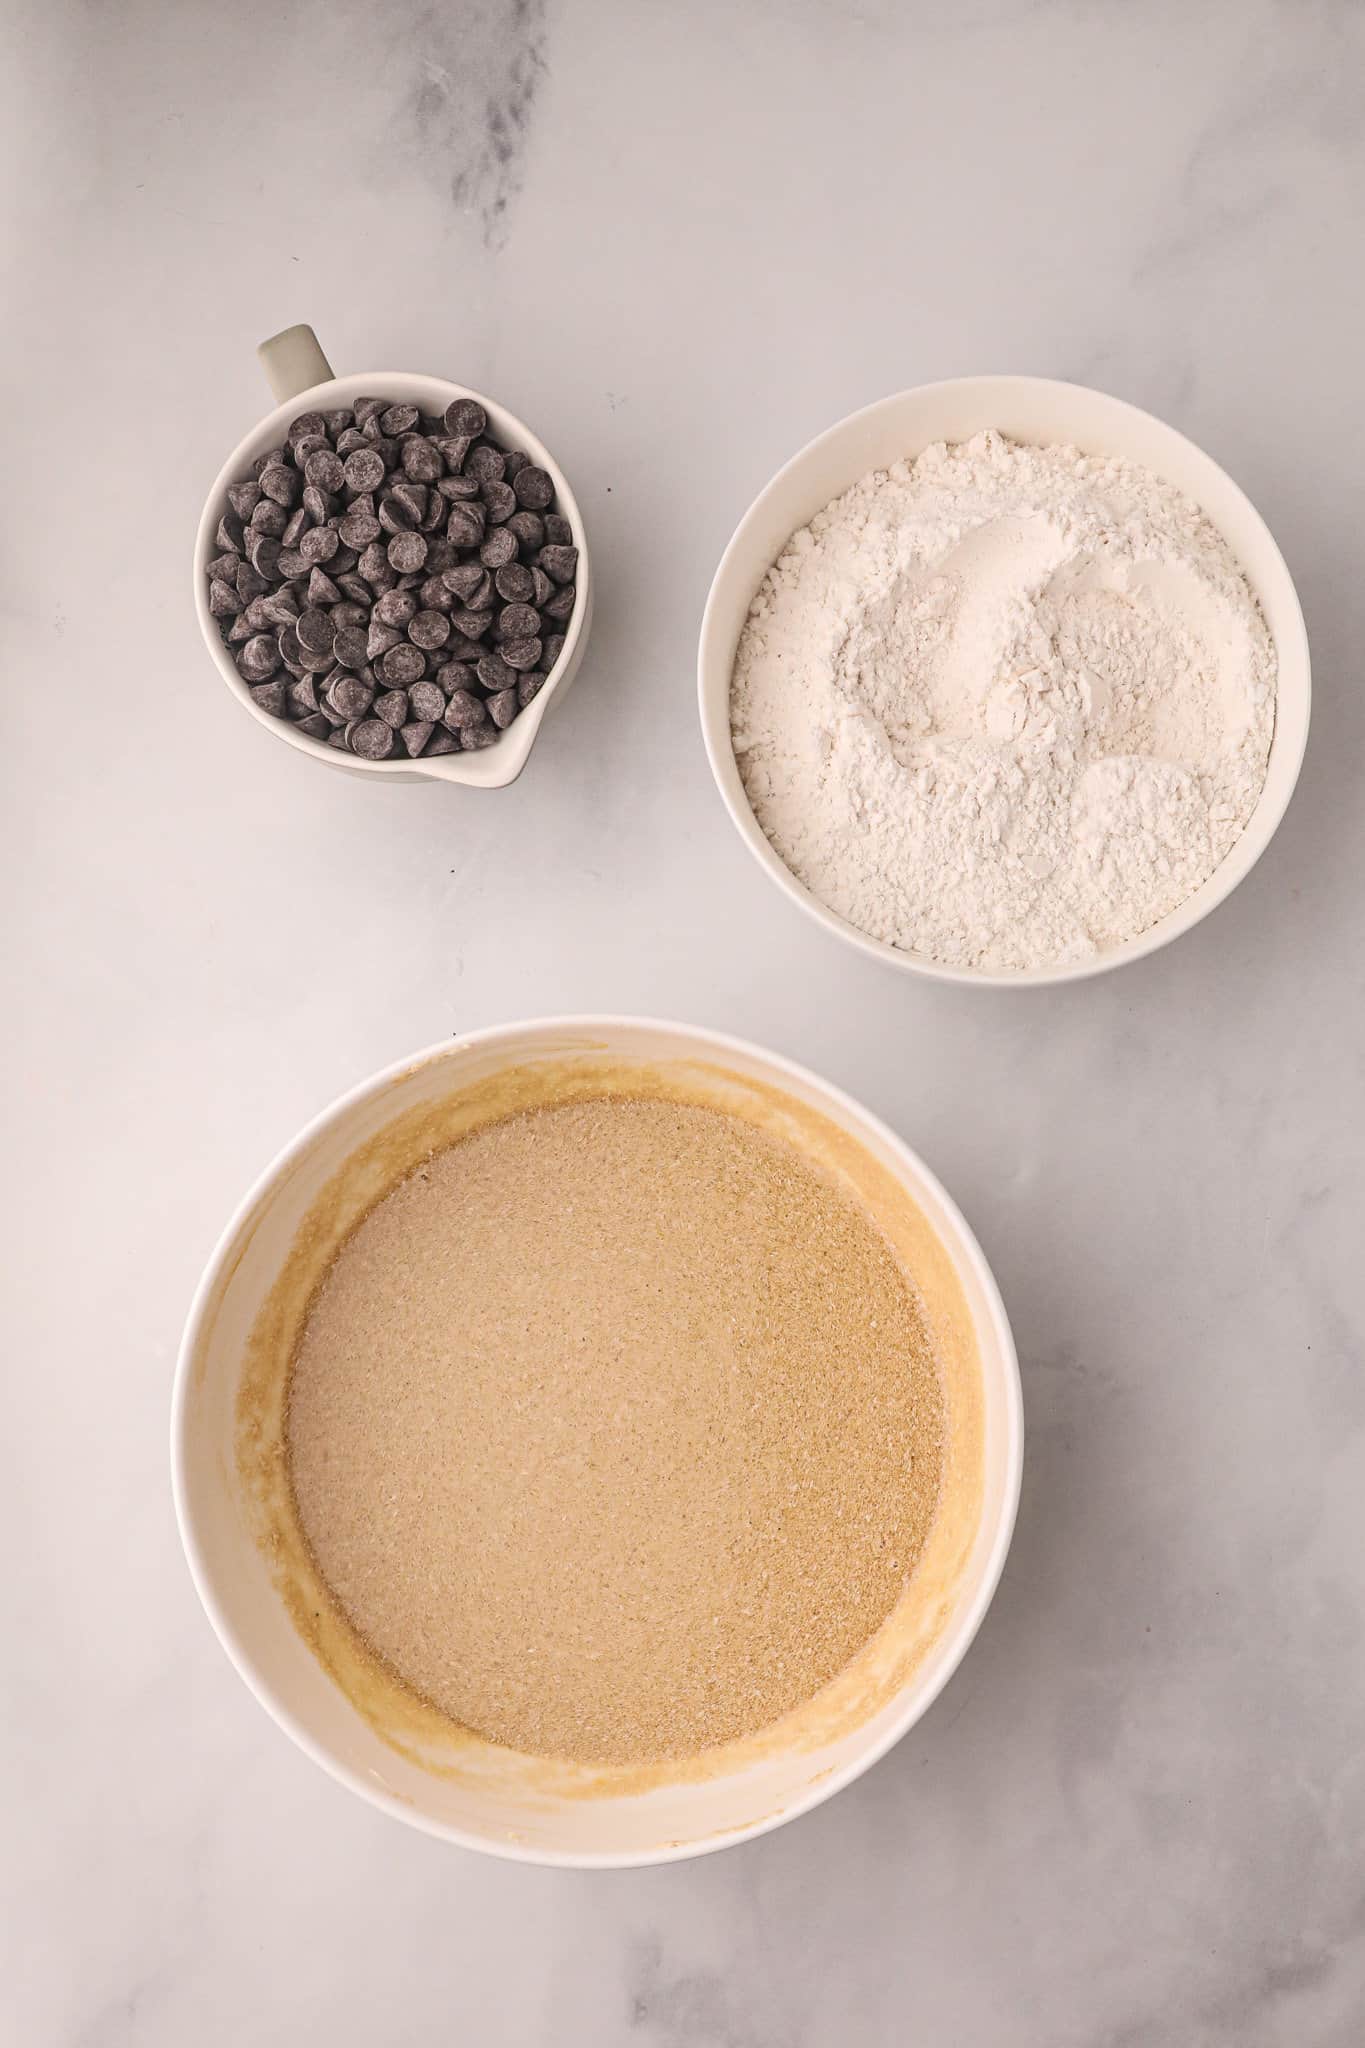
[730,432,1276,970]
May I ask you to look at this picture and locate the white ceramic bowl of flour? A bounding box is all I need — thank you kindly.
[698,378,1310,985]
[173,1017,1022,1866]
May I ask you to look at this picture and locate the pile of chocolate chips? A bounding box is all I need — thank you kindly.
[205,396,578,759]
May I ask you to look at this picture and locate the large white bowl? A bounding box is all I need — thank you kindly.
[699,377,1310,985]
[194,325,593,790]
[172,1017,1022,1866]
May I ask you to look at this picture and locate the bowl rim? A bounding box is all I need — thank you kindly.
[698,373,1311,987]
[171,1014,1024,1866]
[193,370,592,791]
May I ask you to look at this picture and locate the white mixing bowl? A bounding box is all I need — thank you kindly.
[699,376,1310,985]
[172,1017,1022,1865]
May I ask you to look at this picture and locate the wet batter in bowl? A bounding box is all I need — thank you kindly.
[285,1092,944,1765]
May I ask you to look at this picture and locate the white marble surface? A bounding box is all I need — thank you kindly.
[5,0,1364,2040]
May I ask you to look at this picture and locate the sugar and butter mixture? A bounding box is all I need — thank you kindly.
[286,1095,944,1765]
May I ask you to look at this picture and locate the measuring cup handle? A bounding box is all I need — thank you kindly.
[257,325,335,404]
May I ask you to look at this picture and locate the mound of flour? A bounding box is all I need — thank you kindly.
[730,431,1276,970]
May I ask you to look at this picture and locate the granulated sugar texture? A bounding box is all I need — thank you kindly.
[731,432,1276,969]
[286,1096,944,1766]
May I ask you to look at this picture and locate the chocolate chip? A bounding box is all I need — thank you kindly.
[207,550,241,583]
[291,434,328,468]
[374,589,418,628]
[288,411,327,445]
[277,546,309,579]
[480,479,516,524]
[436,660,479,694]
[356,540,391,586]
[423,537,457,576]
[443,688,487,729]
[507,510,545,552]
[209,578,242,617]
[249,679,288,717]
[387,531,428,575]
[367,620,401,663]
[437,435,472,473]
[252,447,286,478]
[544,513,573,546]
[501,449,530,481]
[227,480,262,520]
[424,727,460,755]
[530,566,555,606]
[381,641,426,686]
[281,506,309,547]
[477,651,516,692]
[239,633,280,680]
[250,500,288,540]
[324,407,353,437]
[446,502,485,547]
[294,712,332,740]
[513,465,554,510]
[441,560,485,602]
[449,607,490,641]
[438,472,482,501]
[543,633,567,670]
[335,427,367,457]
[226,614,253,642]
[301,484,337,525]
[494,562,535,602]
[260,465,301,508]
[333,625,369,670]
[373,688,409,728]
[401,435,444,483]
[444,398,487,437]
[487,687,519,728]
[465,569,494,610]
[247,534,280,581]
[335,573,372,606]
[480,526,519,569]
[307,566,341,607]
[350,718,396,759]
[379,404,419,437]
[418,576,453,612]
[498,602,541,641]
[287,674,319,717]
[543,583,577,623]
[399,719,436,757]
[408,609,451,651]
[215,512,243,555]
[327,674,375,719]
[537,544,578,584]
[304,448,345,494]
[466,443,505,483]
[353,396,385,429]
[461,722,500,750]
[343,446,386,494]
[501,636,542,671]
[296,607,334,654]
[408,680,446,721]
[517,671,548,708]
[261,591,301,627]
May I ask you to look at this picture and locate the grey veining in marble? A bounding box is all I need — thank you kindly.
[4,1,1364,2043]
